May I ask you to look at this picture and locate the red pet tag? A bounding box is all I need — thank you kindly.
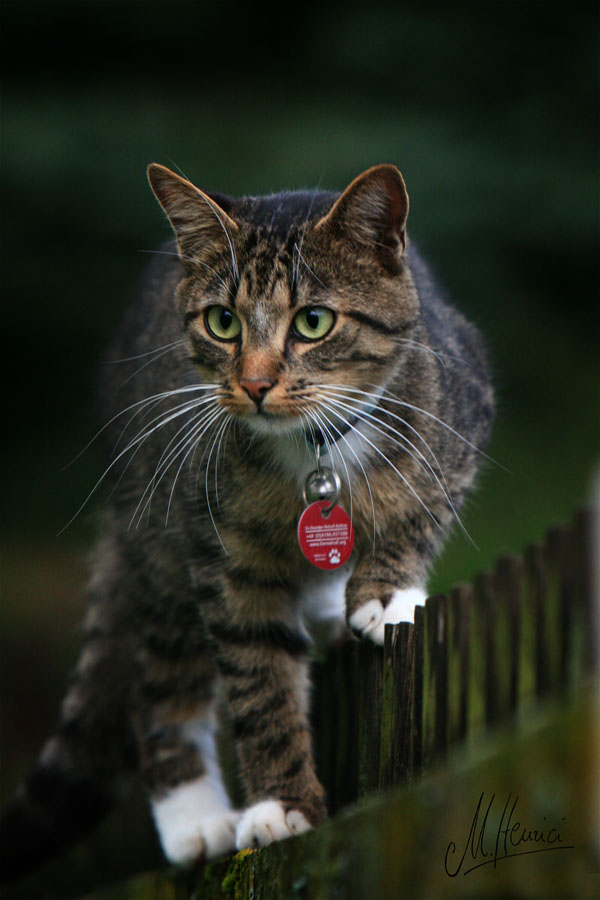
[298,500,354,570]
[297,459,354,569]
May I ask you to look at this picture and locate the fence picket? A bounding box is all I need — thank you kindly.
[466,575,487,741]
[357,641,383,797]
[525,542,550,700]
[545,525,573,694]
[421,595,449,767]
[312,653,337,813]
[574,508,596,679]
[379,622,415,791]
[332,641,360,809]
[448,583,471,746]
[312,509,594,813]
[493,555,522,715]
[412,604,425,777]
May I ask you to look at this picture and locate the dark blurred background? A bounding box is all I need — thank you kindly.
[1,1,598,895]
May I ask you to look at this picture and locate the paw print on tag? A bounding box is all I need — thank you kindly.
[328,548,342,565]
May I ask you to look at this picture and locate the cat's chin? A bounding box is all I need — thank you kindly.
[241,413,304,438]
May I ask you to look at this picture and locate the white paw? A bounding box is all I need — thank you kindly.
[162,809,240,865]
[348,599,383,639]
[152,775,239,865]
[235,799,311,850]
[349,587,427,645]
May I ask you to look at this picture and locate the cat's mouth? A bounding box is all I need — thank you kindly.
[232,389,383,442]
[216,386,303,435]
[239,407,306,437]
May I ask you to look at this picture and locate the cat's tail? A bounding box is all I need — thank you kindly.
[0,750,115,884]
[0,658,131,884]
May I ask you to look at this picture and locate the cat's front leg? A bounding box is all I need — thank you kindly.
[136,694,240,866]
[205,582,327,850]
[345,513,435,644]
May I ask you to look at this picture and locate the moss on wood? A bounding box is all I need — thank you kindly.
[88,692,598,900]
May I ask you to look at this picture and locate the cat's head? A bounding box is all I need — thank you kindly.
[148,163,418,438]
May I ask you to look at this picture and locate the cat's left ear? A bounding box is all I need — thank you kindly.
[315,164,409,262]
[147,163,238,262]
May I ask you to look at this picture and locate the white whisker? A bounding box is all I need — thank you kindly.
[62,383,218,472]
[292,186,321,288]
[107,339,185,365]
[316,399,441,529]
[199,196,239,284]
[315,406,377,532]
[114,393,219,464]
[140,248,237,299]
[294,243,327,291]
[298,413,320,467]
[396,338,448,379]
[117,342,186,389]
[106,396,220,511]
[319,388,450,493]
[150,397,219,471]
[59,387,220,533]
[203,413,230,554]
[165,158,191,180]
[320,390,438,481]
[318,392,476,548]
[164,409,226,526]
[139,248,194,263]
[213,415,233,510]
[134,405,223,527]
[320,382,496,465]
[310,408,353,521]
[130,404,223,528]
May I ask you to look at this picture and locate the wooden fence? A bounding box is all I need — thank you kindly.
[19,508,597,900]
[311,507,596,813]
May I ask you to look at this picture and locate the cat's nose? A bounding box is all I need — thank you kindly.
[239,378,276,406]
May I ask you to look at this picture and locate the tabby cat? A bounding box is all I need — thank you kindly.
[0,163,494,880]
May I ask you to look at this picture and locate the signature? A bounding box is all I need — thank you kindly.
[444,792,574,877]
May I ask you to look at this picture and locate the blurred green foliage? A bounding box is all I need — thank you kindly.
[0,1,598,892]
[2,1,598,565]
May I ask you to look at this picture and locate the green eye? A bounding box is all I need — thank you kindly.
[205,306,242,341]
[293,307,335,341]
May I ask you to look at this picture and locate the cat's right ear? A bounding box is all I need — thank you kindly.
[314,164,409,268]
[147,164,238,262]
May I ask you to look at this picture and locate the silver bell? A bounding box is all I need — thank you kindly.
[303,468,341,506]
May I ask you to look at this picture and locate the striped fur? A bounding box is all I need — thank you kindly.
[0,164,494,880]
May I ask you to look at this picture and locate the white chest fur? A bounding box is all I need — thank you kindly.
[270,417,377,497]
[297,562,354,626]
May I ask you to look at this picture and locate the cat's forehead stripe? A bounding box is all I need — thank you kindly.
[240,253,288,299]
[236,272,291,340]
[227,191,340,307]
[237,237,302,306]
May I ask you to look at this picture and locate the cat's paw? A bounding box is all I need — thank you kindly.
[159,808,240,866]
[235,800,311,850]
[152,776,239,865]
[348,587,426,645]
